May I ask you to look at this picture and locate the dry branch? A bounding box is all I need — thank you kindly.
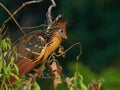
[46,0,56,25]
[0,3,25,35]
[0,0,43,36]
[0,0,78,90]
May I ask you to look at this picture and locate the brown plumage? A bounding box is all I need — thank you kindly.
[5,21,67,84]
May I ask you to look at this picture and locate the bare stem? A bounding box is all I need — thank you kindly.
[23,73,39,90]
[0,3,25,35]
[12,0,43,19]
[22,24,48,30]
[22,64,46,89]
[56,42,82,59]
[0,0,43,35]
[46,0,56,25]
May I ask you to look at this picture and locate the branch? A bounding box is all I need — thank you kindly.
[0,3,25,35]
[55,42,82,60]
[22,24,48,30]
[22,64,46,89]
[0,0,43,35]
[46,0,56,25]
[12,0,43,19]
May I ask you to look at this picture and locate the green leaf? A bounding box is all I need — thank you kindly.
[79,80,87,90]
[10,56,14,65]
[7,44,11,50]
[69,87,74,90]
[2,40,7,51]
[78,73,83,82]
[28,83,32,90]
[4,84,9,90]
[4,67,11,78]
[70,77,74,82]
[78,77,87,90]
[0,74,3,78]
[3,52,7,56]
[13,64,19,75]
[10,73,19,81]
[3,60,6,67]
[32,82,41,90]
[0,56,3,71]
[6,38,11,45]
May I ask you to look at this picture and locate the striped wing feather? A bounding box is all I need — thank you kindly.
[4,30,52,84]
[14,30,52,63]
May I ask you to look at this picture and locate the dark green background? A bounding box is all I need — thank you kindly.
[0,0,120,90]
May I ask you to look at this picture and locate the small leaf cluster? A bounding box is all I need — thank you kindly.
[0,38,20,89]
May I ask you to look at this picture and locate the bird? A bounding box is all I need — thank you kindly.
[5,20,67,84]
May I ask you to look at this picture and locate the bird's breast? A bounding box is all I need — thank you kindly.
[42,36,62,61]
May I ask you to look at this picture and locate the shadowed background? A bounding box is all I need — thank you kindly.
[0,0,120,90]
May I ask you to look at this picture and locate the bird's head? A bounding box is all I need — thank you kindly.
[52,21,67,39]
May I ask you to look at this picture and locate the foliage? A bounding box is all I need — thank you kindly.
[67,62,120,90]
[53,61,120,90]
[0,37,41,89]
[28,82,41,90]
[0,0,120,90]
[0,0,120,71]
[101,68,120,90]
[56,61,103,90]
[0,38,19,89]
[68,63,88,90]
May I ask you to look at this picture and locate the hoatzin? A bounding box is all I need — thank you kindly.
[5,20,67,84]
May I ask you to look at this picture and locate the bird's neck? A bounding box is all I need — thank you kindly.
[51,33,62,49]
[40,33,62,62]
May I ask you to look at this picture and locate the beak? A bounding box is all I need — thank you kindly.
[62,32,67,39]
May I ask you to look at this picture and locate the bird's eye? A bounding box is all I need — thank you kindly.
[58,29,64,33]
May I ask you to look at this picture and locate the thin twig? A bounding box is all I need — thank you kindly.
[1,0,43,28]
[12,0,43,19]
[0,0,43,35]
[1,27,7,39]
[23,73,39,90]
[22,24,48,30]
[0,3,25,35]
[55,42,82,59]
[46,0,56,25]
[23,64,46,89]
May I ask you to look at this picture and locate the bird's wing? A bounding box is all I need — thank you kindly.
[14,30,51,63]
[4,30,53,84]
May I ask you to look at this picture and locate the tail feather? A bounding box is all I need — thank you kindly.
[6,58,37,85]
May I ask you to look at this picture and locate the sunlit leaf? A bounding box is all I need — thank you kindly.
[13,63,19,75]
[28,83,32,90]
[69,87,74,90]
[10,56,14,65]
[4,67,11,78]
[4,84,9,90]
[10,73,19,81]
[78,79,87,90]
[3,60,6,67]
[0,74,3,78]
[0,56,3,71]
[32,82,41,90]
